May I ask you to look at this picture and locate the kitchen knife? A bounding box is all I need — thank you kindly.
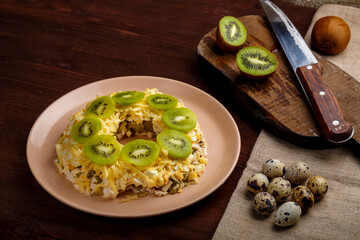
[259,0,354,144]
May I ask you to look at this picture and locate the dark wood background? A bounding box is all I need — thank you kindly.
[0,0,316,239]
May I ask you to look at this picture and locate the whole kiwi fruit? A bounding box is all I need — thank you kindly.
[311,16,351,55]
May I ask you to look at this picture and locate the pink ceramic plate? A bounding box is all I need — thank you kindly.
[26,76,241,217]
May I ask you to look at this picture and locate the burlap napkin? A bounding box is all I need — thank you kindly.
[303,4,360,80]
[213,5,360,240]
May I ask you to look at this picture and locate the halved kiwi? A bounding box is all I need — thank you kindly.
[162,107,197,132]
[121,139,160,167]
[216,16,247,52]
[236,46,278,80]
[147,94,178,110]
[85,95,115,119]
[112,91,145,106]
[84,135,121,165]
[71,117,101,143]
[157,129,192,159]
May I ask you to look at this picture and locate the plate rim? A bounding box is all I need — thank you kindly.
[26,75,241,218]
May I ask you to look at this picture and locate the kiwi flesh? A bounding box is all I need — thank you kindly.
[157,129,192,159]
[162,108,197,132]
[121,139,160,167]
[84,135,121,165]
[71,117,101,143]
[236,46,278,80]
[216,16,247,52]
[147,94,178,110]
[112,91,145,106]
[85,95,115,119]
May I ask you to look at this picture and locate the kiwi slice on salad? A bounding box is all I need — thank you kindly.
[216,16,247,52]
[157,129,192,159]
[84,135,121,165]
[147,94,178,110]
[121,139,160,167]
[112,91,145,106]
[236,46,278,80]
[85,95,115,119]
[162,107,197,132]
[71,117,101,143]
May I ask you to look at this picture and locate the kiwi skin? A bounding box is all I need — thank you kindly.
[240,67,276,81]
[311,16,351,55]
[216,16,247,52]
[236,46,278,81]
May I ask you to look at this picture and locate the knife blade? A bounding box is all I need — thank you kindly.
[259,0,354,144]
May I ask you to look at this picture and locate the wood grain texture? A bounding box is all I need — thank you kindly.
[0,0,316,239]
[296,63,354,143]
[197,15,360,148]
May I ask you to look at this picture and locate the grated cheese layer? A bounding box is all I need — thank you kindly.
[55,88,208,200]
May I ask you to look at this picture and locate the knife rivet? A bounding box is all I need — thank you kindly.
[306,65,313,70]
[332,120,339,126]
[319,91,325,96]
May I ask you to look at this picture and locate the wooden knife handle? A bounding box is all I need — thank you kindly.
[296,63,354,143]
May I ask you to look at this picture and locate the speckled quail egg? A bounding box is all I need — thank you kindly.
[247,173,269,194]
[285,162,311,184]
[267,177,291,202]
[307,176,328,200]
[262,159,285,179]
[291,185,314,212]
[274,201,302,227]
[253,192,277,215]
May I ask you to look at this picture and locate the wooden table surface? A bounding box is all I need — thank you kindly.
[0,0,316,239]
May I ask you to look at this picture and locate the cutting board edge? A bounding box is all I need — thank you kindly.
[197,54,337,149]
[197,14,359,149]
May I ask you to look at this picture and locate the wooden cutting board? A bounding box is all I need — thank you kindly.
[197,15,360,149]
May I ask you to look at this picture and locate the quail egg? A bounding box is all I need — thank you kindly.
[253,192,277,215]
[247,173,269,194]
[285,162,311,184]
[262,159,285,179]
[307,176,328,200]
[274,201,302,227]
[291,185,314,212]
[267,177,291,202]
